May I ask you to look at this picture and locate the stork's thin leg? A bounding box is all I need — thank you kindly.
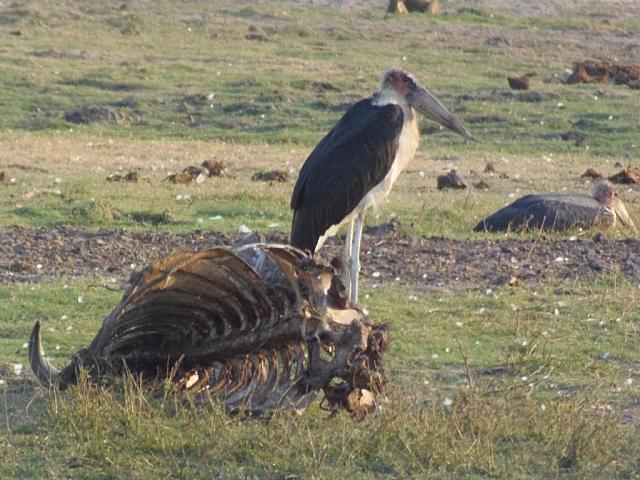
[350,214,364,304]
[344,219,355,299]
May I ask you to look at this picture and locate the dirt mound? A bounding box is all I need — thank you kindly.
[608,166,640,184]
[567,60,640,87]
[1,226,639,291]
[64,105,128,124]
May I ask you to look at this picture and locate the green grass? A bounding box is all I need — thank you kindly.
[1,278,639,478]
[1,0,640,478]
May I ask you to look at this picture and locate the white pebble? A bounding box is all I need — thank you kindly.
[442,397,453,407]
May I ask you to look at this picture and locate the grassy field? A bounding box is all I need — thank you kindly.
[1,0,639,478]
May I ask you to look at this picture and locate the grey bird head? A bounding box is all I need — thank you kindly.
[379,68,474,141]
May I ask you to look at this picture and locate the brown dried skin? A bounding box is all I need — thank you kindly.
[29,244,388,417]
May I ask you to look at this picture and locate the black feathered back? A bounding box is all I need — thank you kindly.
[474,194,612,232]
[290,99,404,252]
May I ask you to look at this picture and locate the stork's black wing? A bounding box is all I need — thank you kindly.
[474,194,607,232]
[290,99,404,251]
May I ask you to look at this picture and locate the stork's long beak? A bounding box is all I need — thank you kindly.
[407,86,474,141]
[613,197,636,233]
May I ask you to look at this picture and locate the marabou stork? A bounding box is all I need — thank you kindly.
[290,68,473,302]
[473,181,636,233]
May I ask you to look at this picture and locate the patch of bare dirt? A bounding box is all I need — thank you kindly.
[2,226,640,290]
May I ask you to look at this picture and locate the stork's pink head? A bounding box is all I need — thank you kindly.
[379,68,474,141]
[381,68,418,96]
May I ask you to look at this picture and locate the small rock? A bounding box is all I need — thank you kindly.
[437,169,468,190]
[483,162,496,174]
[473,180,490,190]
[580,168,603,180]
[246,25,268,42]
[106,171,139,183]
[486,35,510,46]
[364,218,401,236]
[201,159,225,177]
[252,170,289,183]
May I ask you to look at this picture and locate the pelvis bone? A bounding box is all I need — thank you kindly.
[29,244,389,419]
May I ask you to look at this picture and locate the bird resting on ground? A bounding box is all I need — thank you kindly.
[29,244,389,419]
[290,68,473,303]
[474,181,636,233]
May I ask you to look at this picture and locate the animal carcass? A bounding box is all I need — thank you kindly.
[29,244,389,419]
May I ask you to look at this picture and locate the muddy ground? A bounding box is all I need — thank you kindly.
[2,225,639,291]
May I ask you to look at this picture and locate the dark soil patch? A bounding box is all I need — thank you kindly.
[1,226,639,290]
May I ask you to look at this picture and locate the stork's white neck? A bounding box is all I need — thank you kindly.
[372,89,408,108]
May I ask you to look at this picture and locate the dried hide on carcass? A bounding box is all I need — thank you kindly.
[29,244,389,419]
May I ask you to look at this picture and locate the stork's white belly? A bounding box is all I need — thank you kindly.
[314,113,420,251]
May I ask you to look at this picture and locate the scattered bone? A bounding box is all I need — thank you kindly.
[507,73,535,90]
[580,168,604,180]
[437,169,468,190]
[252,170,289,183]
[106,171,139,183]
[28,245,389,419]
[608,166,640,184]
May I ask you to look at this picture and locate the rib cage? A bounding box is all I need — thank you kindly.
[29,244,389,417]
